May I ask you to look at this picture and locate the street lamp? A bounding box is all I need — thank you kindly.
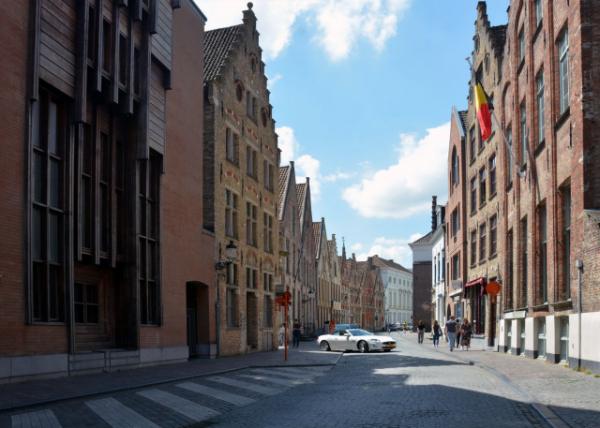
[215,241,238,357]
[215,240,238,270]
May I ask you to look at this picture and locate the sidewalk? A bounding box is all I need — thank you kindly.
[0,341,340,413]
[399,333,600,428]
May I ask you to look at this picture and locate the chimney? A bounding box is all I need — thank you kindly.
[431,195,438,231]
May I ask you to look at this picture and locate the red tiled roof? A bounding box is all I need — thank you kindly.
[204,25,243,82]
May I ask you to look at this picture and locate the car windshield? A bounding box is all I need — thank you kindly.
[348,329,372,336]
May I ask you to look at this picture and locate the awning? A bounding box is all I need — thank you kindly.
[465,277,486,288]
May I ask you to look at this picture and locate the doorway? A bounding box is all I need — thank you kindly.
[186,282,210,357]
[246,292,258,350]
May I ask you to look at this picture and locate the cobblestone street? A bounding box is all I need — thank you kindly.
[3,334,598,427]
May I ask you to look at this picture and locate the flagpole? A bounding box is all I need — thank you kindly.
[465,57,525,179]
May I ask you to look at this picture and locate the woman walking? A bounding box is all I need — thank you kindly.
[460,319,472,350]
[432,320,442,349]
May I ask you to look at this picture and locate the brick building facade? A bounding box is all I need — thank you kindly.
[448,1,600,372]
[0,0,214,382]
[203,4,279,356]
[296,179,317,335]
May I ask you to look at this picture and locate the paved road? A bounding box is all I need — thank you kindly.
[1,334,574,428]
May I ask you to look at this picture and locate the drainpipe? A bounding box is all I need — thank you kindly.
[576,259,583,370]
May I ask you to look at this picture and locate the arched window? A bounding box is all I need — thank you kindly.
[451,147,459,185]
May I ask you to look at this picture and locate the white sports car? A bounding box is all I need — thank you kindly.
[318,328,396,353]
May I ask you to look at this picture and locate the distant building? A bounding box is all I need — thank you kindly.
[367,256,413,326]
[409,196,439,330]
[431,204,446,326]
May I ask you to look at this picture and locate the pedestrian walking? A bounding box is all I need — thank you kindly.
[417,320,425,344]
[278,323,285,346]
[292,319,301,348]
[460,319,472,351]
[403,321,408,335]
[455,318,462,348]
[432,320,442,349]
[444,316,458,352]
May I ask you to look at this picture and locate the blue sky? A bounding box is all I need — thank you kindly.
[197,0,509,267]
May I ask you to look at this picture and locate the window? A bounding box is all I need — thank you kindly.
[451,147,459,186]
[31,90,66,322]
[451,208,459,237]
[80,126,93,252]
[225,190,238,239]
[469,127,476,163]
[264,295,273,328]
[506,127,514,185]
[479,223,486,262]
[119,34,127,85]
[263,160,274,191]
[102,19,111,73]
[74,283,99,324]
[285,238,290,274]
[246,92,257,120]
[560,183,571,300]
[506,229,514,309]
[536,71,545,144]
[479,167,487,206]
[246,267,257,289]
[471,228,479,267]
[490,215,497,257]
[139,151,162,325]
[451,254,460,281]
[520,217,528,308]
[236,81,244,102]
[226,288,238,327]
[558,29,570,115]
[87,6,96,62]
[226,262,239,327]
[246,202,257,246]
[520,102,527,168]
[518,28,525,65]
[99,134,110,254]
[263,213,273,253]
[133,47,141,95]
[470,177,477,214]
[538,203,547,303]
[535,0,543,28]
[225,128,239,164]
[489,154,496,196]
[246,146,257,178]
[263,272,273,292]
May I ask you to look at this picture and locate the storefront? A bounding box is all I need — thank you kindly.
[464,277,486,335]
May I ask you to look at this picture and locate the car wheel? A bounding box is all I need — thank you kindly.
[320,341,331,351]
[384,349,392,352]
[358,341,369,353]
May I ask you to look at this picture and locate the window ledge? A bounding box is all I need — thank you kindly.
[534,140,546,157]
[555,107,570,131]
[533,23,543,43]
[225,158,240,168]
[489,191,497,201]
[479,259,487,265]
[553,299,573,310]
[479,201,487,209]
[518,59,525,74]
[532,303,549,312]
[489,252,498,260]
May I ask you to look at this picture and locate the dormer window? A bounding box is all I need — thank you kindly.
[250,55,257,73]
[261,108,268,127]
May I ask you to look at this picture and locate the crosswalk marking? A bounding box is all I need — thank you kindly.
[137,389,220,422]
[176,382,256,406]
[86,397,160,428]
[252,368,315,380]
[275,367,327,377]
[208,376,282,395]
[239,373,307,387]
[11,409,62,428]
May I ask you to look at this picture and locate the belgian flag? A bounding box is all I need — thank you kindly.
[474,82,493,142]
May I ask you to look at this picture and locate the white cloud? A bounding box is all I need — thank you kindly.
[342,122,450,219]
[295,154,321,199]
[276,126,323,200]
[313,0,410,61]
[355,234,423,267]
[323,171,355,182]
[350,243,363,252]
[267,73,283,90]
[277,126,298,165]
[197,0,410,61]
